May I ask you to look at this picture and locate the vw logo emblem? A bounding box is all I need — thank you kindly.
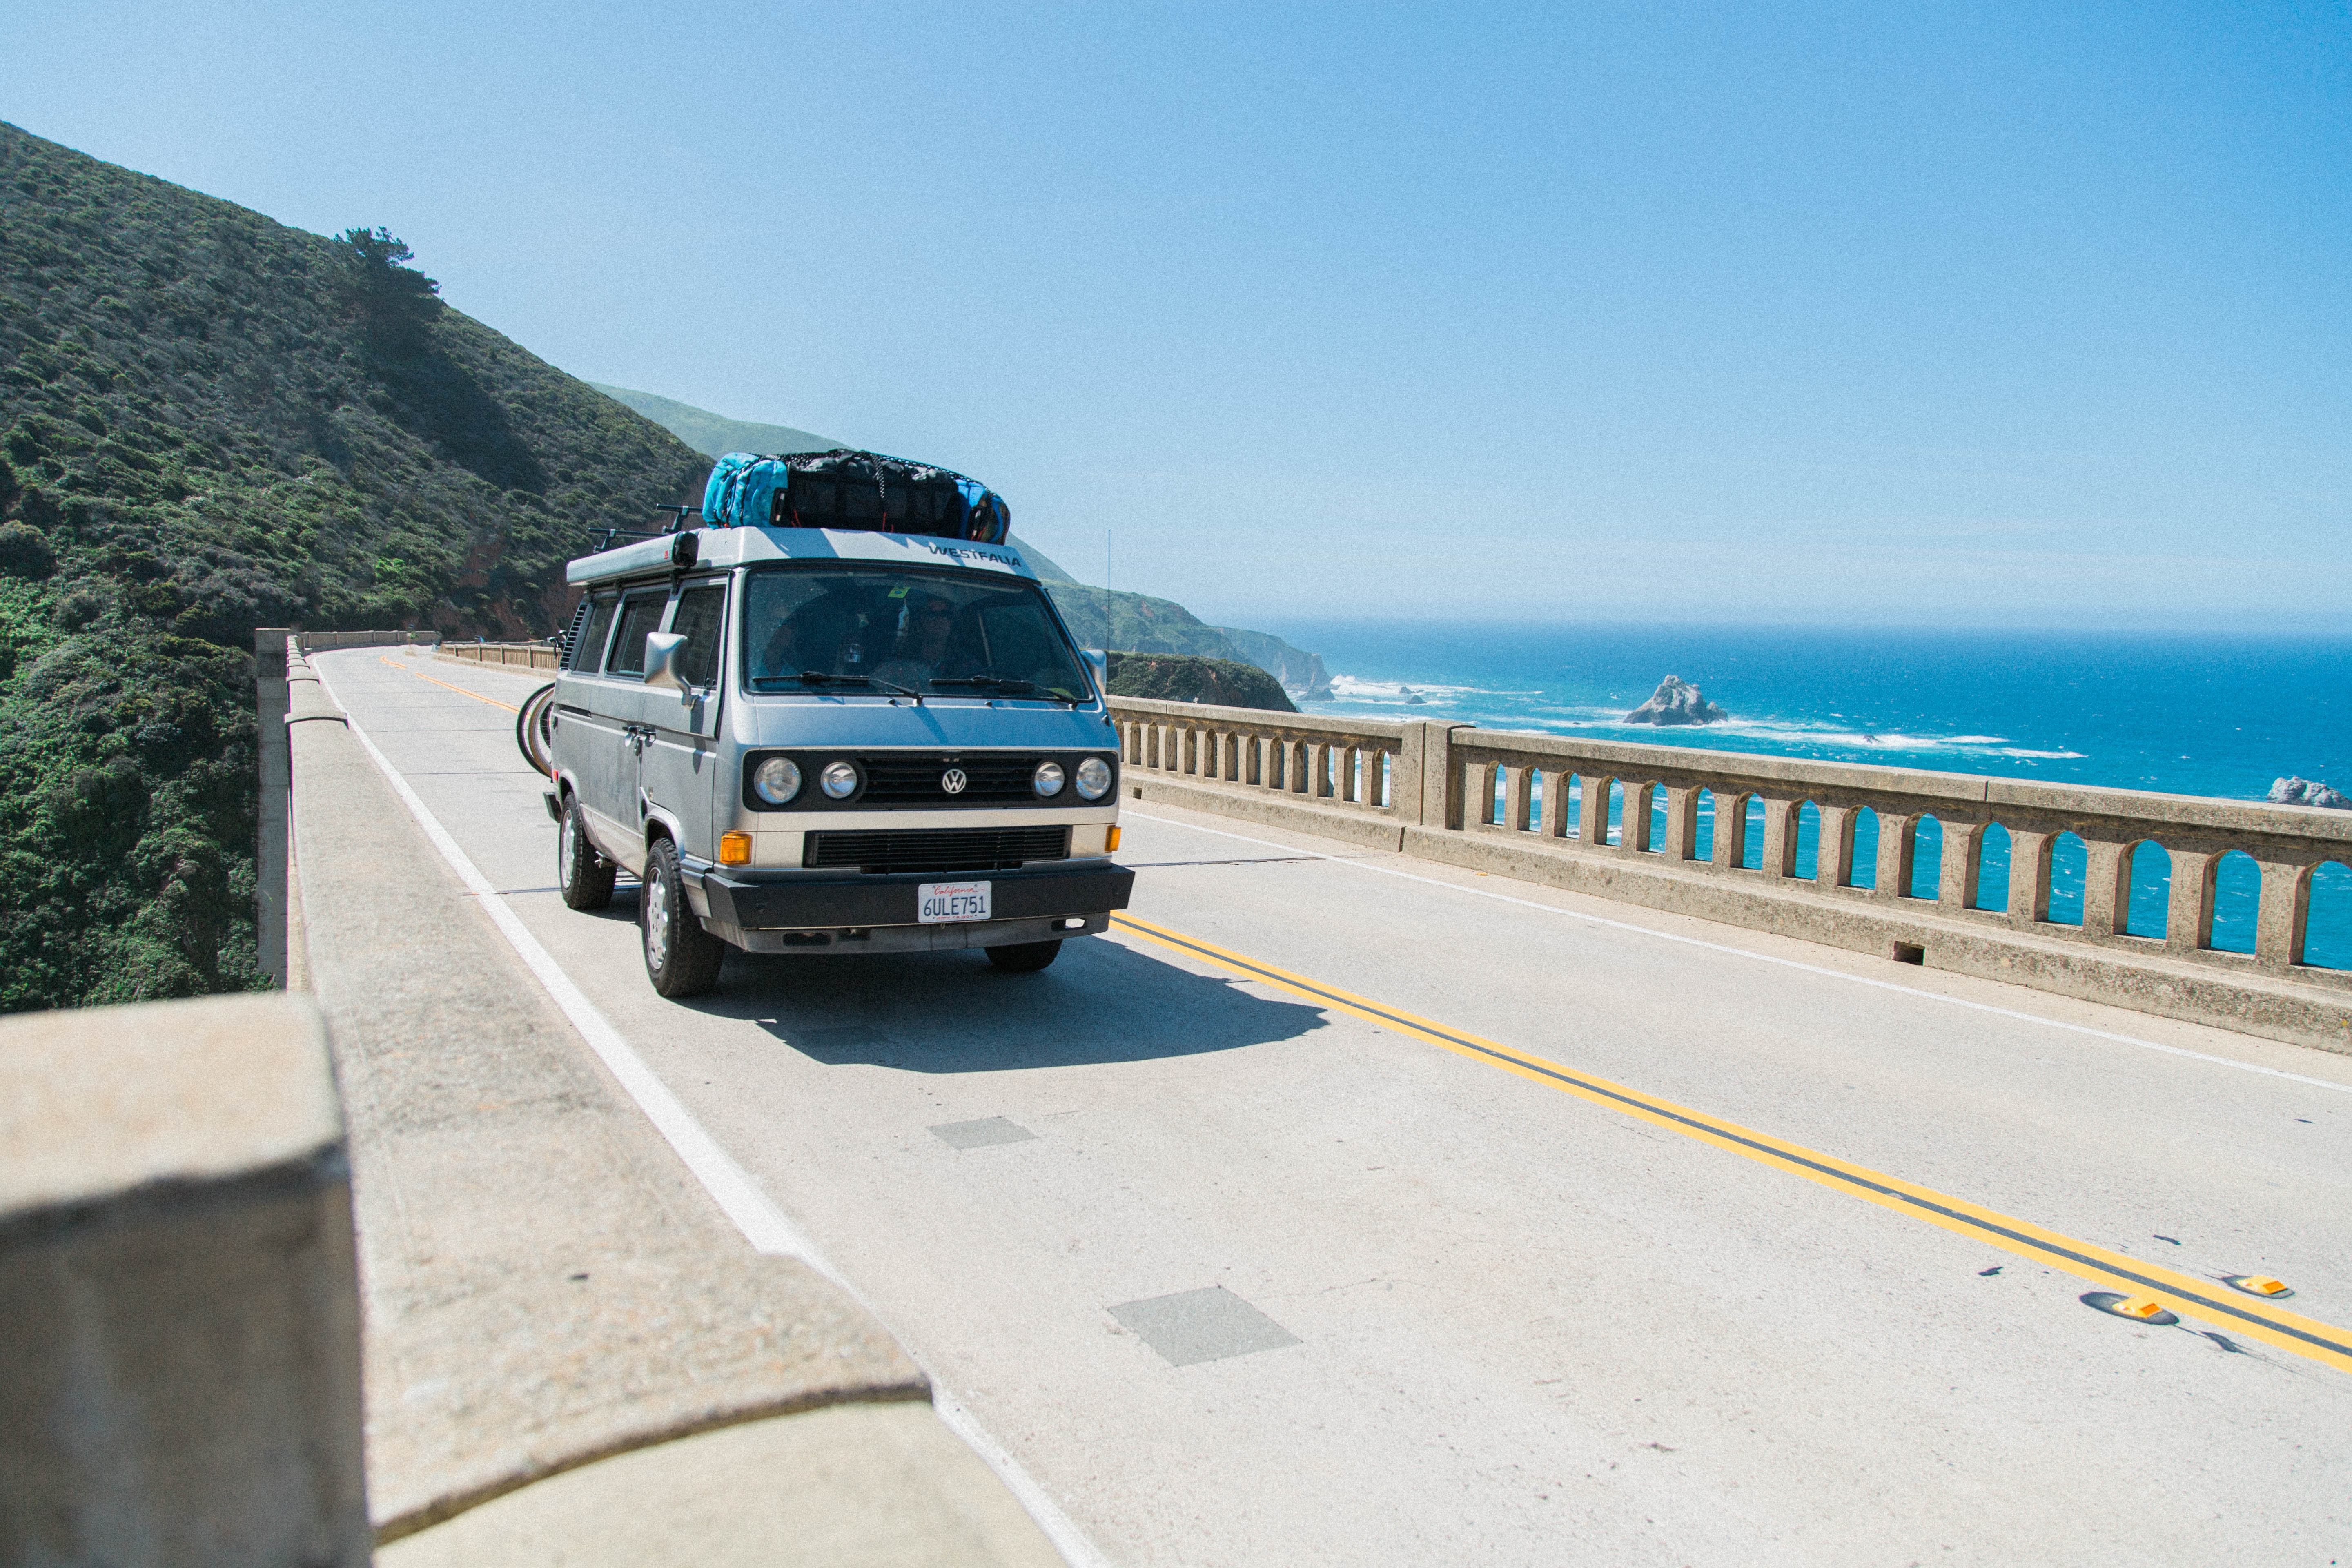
[941,768,968,795]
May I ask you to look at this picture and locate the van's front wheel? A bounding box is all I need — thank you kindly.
[642,839,725,997]
[985,939,1062,973]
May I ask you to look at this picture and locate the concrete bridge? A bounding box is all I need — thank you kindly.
[9,638,2352,1565]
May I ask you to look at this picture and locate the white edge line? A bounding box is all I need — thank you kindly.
[311,654,1114,1568]
[1124,809,2352,1098]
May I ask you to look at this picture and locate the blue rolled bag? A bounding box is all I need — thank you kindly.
[700,448,1010,543]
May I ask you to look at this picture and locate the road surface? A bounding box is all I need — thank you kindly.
[315,648,2352,1567]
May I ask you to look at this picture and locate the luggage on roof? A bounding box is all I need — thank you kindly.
[700,449,1010,543]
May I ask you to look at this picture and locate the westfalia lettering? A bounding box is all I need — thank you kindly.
[915,540,1019,568]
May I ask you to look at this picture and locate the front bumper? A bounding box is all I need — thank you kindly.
[695,860,1135,934]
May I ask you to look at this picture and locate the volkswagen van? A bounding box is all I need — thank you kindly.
[544,517,1133,997]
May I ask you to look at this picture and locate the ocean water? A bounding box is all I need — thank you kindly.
[1268,621,2352,969]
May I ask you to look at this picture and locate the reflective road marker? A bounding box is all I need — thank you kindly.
[1109,911,2352,1378]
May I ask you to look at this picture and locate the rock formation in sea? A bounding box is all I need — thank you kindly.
[2270,776,2351,810]
[1624,675,1726,726]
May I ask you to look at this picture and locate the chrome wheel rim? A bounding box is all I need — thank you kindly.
[645,862,671,964]
[559,811,576,880]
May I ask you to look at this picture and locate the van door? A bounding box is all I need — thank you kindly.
[582,588,673,868]
[636,577,728,861]
[556,592,623,837]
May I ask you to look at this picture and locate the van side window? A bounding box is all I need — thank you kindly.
[671,584,726,689]
[605,594,668,677]
[571,597,619,672]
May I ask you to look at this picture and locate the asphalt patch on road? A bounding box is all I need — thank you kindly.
[931,1116,1038,1150]
[1111,1286,1302,1368]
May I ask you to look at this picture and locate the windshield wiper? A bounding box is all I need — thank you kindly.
[785,670,923,702]
[929,674,1081,704]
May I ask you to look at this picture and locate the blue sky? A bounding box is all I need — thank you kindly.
[9,2,2348,627]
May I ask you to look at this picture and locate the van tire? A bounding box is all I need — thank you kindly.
[558,796,615,911]
[985,939,1062,973]
[641,837,725,998]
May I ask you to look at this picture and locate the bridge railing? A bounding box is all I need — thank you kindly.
[1106,698,2352,989]
[296,630,441,651]
[1111,696,1415,824]
[1448,727,2352,978]
[441,640,560,671]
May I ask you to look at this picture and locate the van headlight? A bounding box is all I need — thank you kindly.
[1074,756,1113,800]
[1032,760,1065,797]
[752,757,802,805]
[820,760,860,800]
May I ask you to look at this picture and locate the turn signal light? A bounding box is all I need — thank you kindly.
[718,831,752,867]
[1107,825,1122,852]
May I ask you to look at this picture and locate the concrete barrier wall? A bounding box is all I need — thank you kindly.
[1109,695,2352,1054]
[297,631,441,652]
[440,640,560,671]
[0,995,370,1568]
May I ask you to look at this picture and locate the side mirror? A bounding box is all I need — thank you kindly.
[1082,647,1108,700]
[644,631,690,692]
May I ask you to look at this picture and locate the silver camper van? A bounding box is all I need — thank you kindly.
[543,520,1134,998]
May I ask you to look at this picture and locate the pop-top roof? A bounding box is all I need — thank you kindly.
[565,525,1038,587]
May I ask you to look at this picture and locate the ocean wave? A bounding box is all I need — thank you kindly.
[1323,675,1539,702]
[1312,685,2089,760]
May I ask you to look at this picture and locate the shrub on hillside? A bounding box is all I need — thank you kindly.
[0,521,53,578]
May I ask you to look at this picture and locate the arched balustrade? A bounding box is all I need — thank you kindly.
[2307,862,2352,970]
[2209,850,2261,955]
[1908,815,1943,900]
[2125,840,2172,941]
[2046,832,2087,926]
[1633,783,1666,854]
[1973,823,2013,913]
[1709,790,1755,871]
[1793,801,1822,882]
[1847,807,1880,890]
[1105,695,2352,989]
[1740,796,1766,871]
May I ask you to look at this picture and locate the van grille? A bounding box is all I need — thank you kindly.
[857,753,1044,806]
[804,826,1071,874]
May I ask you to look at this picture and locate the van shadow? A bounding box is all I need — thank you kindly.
[679,933,1328,1073]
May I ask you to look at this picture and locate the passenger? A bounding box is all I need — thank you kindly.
[757,617,802,680]
[873,595,966,690]
[760,599,854,679]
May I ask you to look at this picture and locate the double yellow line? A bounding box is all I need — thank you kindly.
[1111,911,2352,1376]
[379,655,520,713]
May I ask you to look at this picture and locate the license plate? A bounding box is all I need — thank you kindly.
[917,880,991,924]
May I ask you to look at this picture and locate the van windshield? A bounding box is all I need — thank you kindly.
[741,566,1091,702]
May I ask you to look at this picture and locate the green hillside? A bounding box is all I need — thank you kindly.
[1103,652,1296,712]
[603,386,1332,693]
[0,122,707,1009]
[589,383,838,463]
